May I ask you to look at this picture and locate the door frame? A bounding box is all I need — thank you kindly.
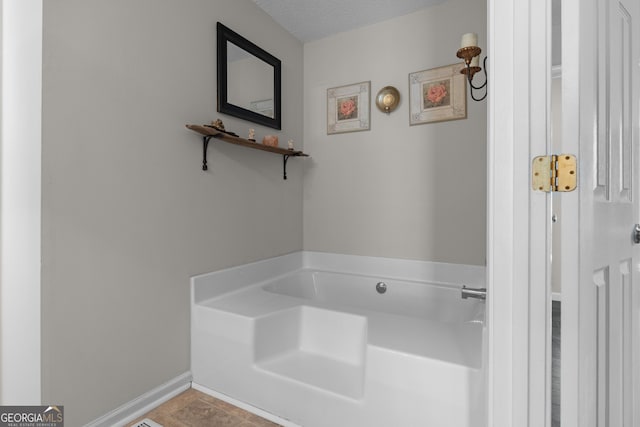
[559,0,587,424]
[487,0,552,426]
[0,0,43,404]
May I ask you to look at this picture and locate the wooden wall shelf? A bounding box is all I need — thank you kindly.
[186,124,309,180]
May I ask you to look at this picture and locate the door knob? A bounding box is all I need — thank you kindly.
[633,224,640,244]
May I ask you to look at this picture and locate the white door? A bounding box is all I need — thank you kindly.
[562,0,640,425]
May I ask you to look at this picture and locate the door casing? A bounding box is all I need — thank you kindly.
[487,0,553,425]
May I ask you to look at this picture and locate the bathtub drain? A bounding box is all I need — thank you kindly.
[376,282,387,294]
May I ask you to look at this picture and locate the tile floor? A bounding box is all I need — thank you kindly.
[127,388,281,427]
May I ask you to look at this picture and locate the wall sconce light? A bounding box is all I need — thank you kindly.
[456,33,487,101]
[375,86,400,114]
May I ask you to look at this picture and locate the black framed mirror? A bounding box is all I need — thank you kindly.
[217,22,282,130]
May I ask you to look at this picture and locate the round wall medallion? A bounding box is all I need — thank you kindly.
[375,86,400,114]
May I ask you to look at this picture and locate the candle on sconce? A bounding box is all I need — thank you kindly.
[460,32,478,49]
[455,32,487,101]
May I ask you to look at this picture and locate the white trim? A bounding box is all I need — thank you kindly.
[487,0,516,424]
[527,0,554,425]
[487,0,552,425]
[0,0,43,404]
[192,382,301,427]
[560,0,592,424]
[552,292,562,302]
[84,372,192,427]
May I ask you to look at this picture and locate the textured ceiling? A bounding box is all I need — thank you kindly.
[252,0,447,42]
[254,0,563,65]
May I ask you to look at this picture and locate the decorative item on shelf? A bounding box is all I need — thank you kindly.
[327,81,371,135]
[262,135,279,147]
[212,119,225,131]
[409,63,467,125]
[455,32,488,102]
[248,128,256,141]
[375,86,400,114]
[204,118,239,136]
[287,139,294,150]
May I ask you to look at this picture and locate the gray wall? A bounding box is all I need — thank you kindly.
[41,0,487,423]
[41,1,303,425]
[303,0,487,265]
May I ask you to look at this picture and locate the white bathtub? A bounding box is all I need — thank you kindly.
[191,251,487,427]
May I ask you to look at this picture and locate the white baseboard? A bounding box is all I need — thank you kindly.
[192,382,300,427]
[84,372,192,427]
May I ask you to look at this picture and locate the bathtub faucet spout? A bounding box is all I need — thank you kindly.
[461,286,486,300]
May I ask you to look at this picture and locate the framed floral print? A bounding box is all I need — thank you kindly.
[409,64,466,125]
[327,81,371,134]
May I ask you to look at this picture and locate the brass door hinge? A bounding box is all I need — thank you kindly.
[532,154,577,192]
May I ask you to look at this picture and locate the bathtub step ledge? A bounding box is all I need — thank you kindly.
[255,350,365,399]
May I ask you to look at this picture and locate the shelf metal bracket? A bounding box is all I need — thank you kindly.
[283,154,290,180]
[202,136,213,171]
[196,131,298,180]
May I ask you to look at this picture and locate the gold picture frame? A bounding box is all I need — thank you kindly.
[409,64,467,125]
